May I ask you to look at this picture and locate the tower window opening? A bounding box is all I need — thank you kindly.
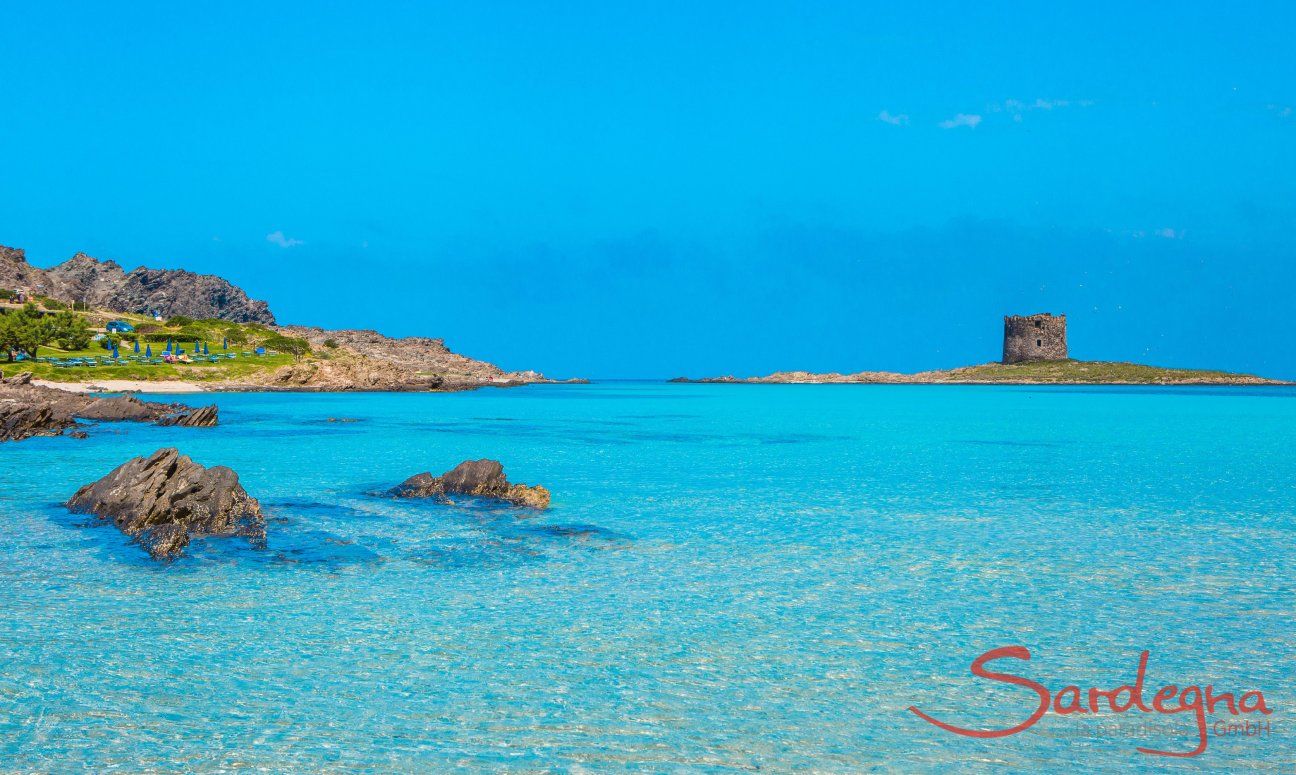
[1037,339,1042,347]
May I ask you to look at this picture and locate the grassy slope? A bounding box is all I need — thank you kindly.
[13,313,299,383]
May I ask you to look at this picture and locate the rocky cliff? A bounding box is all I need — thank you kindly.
[0,243,275,324]
[0,246,52,293]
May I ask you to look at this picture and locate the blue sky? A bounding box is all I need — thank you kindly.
[2,2,1293,378]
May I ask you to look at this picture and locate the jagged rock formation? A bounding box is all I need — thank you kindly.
[0,243,274,324]
[66,447,266,560]
[0,373,220,441]
[39,252,127,307]
[157,404,219,427]
[0,246,52,293]
[0,400,75,441]
[389,459,551,509]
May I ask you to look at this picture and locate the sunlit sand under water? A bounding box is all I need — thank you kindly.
[1,383,1293,771]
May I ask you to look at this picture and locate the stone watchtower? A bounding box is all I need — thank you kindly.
[1002,313,1067,363]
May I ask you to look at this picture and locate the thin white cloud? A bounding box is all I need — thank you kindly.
[993,98,1092,123]
[878,109,909,126]
[1127,227,1183,240]
[266,230,304,248]
[938,113,982,130]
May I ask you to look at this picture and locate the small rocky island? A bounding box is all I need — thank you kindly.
[67,447,266,560]
[0,373,218,442]
[671,313,1287,386]
[389,459,551,509]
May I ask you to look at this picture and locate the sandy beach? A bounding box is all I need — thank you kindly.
[33,379,208,394]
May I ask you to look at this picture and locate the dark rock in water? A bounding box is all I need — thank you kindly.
[139,522,191,558]
[66,447,266,560]
[441,459,507,495]
[388,459,551,509]
[0,400,74,441]
[390,472,446,498]
[157,404,219,427]
[74,395,157,421]
[70,430,88,439]
[326,417,361,423]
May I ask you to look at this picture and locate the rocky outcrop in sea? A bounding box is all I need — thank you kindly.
[389,459,551,509]
[0,373,219,441]
[67,447,266,560]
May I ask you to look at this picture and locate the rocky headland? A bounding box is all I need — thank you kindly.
[3,241,576,391]
[66,447,265,560]
[259,326,566,391]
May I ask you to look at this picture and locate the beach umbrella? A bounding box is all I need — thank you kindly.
[202,342,209,355]
[133,339,140,353]
[166,337,172,351]
[222,337,228,350]
[145,344,152,358]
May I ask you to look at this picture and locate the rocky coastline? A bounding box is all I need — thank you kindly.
[0,373,218,442]
[2,240,584,392]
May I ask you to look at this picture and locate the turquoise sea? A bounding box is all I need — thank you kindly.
[1,383,1292,771]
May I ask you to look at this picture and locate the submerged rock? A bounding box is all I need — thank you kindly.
[389,459,551,509]
[66,447,266,560]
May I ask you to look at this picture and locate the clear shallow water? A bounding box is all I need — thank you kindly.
[1,383,1293,772]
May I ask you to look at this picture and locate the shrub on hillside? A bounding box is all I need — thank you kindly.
[262,333,311,361]
[142,332,202,343]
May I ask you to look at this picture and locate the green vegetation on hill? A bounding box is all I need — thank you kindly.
[2,309,310,383]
